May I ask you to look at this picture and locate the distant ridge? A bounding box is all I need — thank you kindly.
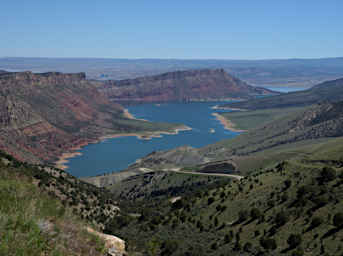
[99,69,276,102]
[1,56,343,86]
[222,77,343,110]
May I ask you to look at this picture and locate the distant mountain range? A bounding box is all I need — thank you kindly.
[1,57,343,87]
[222,77,343,110]
[99,69,276,102]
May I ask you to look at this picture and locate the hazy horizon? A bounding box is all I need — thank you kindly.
[1,56,343,61]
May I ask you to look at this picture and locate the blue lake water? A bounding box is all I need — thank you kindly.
[66,86,305,177]
[67,102,239,177]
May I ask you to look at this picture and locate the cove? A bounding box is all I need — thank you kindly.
[66,102,239,177]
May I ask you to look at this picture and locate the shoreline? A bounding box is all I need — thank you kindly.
[123,108,147,121]
[54,108,191,171]
[212,112,247,133]
[211,105,246,111]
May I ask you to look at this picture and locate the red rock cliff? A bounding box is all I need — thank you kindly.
[99,69,276,102]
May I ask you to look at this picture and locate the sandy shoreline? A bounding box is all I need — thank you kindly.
[211,105,246,111]
[212,112,247,133]
[123,108,147,121]
[54,109,191,170]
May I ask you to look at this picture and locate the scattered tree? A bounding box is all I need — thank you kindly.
[250,208,262,220]
[260,237,277,250]
[319,167,336,184]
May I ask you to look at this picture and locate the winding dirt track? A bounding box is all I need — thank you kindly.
[140,167,244,180]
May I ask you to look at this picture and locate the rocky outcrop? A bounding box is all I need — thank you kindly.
[99,69,276,102]
[87,227,126,256]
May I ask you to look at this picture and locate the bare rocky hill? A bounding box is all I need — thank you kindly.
[99,69,276,102]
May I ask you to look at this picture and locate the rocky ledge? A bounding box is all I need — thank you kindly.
[99,69,277,102]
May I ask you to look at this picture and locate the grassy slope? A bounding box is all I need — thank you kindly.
[201,102,343,174]
[109,171,229,202]
[0,156,108,255]
[219,107,302,131]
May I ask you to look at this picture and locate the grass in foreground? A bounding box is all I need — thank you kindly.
[0,155,109,256]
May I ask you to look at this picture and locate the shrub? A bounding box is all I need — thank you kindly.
[284,179,292,189]
[287,234,302,249]
[224,234,232,243]
[260,237,277,250]
[319,167,336,184]
[275,211,289,227]
[333,212,343,228]
[267,199,275,208]
[310,217,323,229]
[238,210,249,222]
[161,240,178,256]
[172,199,184,210]
[243,242,253,252]
[281,193,289,202]
[250,208,262,220]
[214,217,219,226]
[292,247,304,256]
[210,242,218,250]
[207,197,215,205]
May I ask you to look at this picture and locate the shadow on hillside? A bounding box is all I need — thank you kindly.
[321,227,341,239]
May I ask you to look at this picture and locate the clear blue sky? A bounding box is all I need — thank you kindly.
[1,1,342,59]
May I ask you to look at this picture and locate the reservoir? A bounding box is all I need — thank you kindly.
[66,102,239,177]
[66,86,307,177]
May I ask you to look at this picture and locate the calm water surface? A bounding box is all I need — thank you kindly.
[66,87,304,177]
[67,102,239,177]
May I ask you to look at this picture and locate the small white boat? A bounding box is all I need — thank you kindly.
[209,128,215,133]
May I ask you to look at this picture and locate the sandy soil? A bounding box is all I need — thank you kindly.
[211,105,246,111]
[212,112,247,133]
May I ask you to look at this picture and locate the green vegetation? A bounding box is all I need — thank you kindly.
[200,102,343,173]
[222,77,343,110]
[109,171,227,201]
[220,107,302,131]
[105,154,343,256]
[0,152,108,255]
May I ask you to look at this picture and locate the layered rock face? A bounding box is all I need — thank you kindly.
[99,69,275,102]
[0,71,126,163]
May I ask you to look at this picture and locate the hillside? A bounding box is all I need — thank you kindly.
[80,101,343,255]
[98,69,276,102]
[221,77,343,110]
[0,150,126,255]
[1,123,342,256]
[114,101,343,175]
[96,137,343,256]
[0,71,179,165]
